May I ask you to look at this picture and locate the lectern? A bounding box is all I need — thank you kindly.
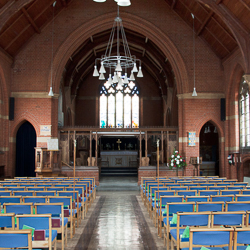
[190,157,202,176]
[35,147,61,176]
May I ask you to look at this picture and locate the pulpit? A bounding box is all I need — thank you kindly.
[35,148,61,176]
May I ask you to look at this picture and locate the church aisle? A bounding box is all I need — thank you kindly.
[68,190,165,250]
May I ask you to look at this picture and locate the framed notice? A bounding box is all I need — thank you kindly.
[40,125,51,136]
[188,131,196,146]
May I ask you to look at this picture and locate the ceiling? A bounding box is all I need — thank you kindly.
[0,0,249,93]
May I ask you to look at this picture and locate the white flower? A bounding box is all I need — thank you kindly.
[171,163,173,166]
[175,151,178,153]
[172,155,174,158]
[180,159,182,162]
[176,160,179,164]
[177,155,180,158]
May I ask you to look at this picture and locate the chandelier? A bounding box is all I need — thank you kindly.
[93,7,143,84]
[93,0,131,7]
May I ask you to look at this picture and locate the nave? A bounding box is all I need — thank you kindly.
[64,176,165,249]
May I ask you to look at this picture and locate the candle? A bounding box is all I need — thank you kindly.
[197,157,199,164]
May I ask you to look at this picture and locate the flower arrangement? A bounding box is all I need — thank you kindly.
[169,149,187,169]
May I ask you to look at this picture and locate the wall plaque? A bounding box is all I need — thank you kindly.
[40,125,51,136]
[188,131,196,146]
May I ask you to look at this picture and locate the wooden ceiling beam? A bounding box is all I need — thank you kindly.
[196,0,249,36]
[197,10,213,36]
[180,1,231,52]
[0,0,34,32]
[171,0,177,9]
[4,0,57,50]
[60,0,67,7]
[21,7,41,34]
[0,0,55,39]
[239,0,250,12]
[216,0,223,4]
[4,24,31,50]
[196,1,236,43]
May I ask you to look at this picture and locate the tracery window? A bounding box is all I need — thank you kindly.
[100,81,139,128]
[239,77,250,147]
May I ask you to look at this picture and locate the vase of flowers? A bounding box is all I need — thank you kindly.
[169,149,187,175]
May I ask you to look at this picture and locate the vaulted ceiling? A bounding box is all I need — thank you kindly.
[0,0,249,93]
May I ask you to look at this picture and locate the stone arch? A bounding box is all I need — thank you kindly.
[196,117,224,139]
[199,119,221,176]
[11,115,39,139]
[227,63,245,104]
[50,12,189,99]
[15,120,36,177]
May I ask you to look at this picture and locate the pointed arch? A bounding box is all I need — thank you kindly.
[50,12,189,100]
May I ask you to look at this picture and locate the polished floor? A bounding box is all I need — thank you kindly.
[63,176,165,250]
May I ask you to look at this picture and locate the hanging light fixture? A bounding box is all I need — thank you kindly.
[48,1,57,97]
[207,125,211,133]
[214,126,218,133]
[93,5,143,83]
[114,0,131,6]
[191,13,197,97]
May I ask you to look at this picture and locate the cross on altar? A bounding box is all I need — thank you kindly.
[116,139,122,150]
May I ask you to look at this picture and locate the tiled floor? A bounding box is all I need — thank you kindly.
[63,177,165,250]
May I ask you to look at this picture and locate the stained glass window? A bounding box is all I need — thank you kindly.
[132,94,139,128]
[124,94,131,128]
[108,94,115,128]
[100,94,107,128]
[239,77,250,147]
[116,91,123,128]
[99,80,139,128]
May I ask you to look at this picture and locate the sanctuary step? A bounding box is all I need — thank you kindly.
[100,167,138,176]
[97,176,139,191]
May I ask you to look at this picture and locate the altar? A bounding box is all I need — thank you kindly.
[100,150,138,168]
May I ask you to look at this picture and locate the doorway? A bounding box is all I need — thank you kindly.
[16,121,36,177]
[199,121,219,176]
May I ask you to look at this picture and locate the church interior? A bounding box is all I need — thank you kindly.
[1,0,250,249]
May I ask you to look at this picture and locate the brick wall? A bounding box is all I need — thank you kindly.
[0,0,247,180]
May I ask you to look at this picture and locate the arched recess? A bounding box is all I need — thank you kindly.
[50,12,190,99]
[199,120,220,176]
[242,158,250,182]
[15,121,36,177]
[227,63,245,153]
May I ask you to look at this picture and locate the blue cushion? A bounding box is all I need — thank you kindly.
[68,209,77,215]
[75,202,81,208]
[170,229,185,241]
[223,247,248,250]
[45,229,57,241]
[182,248,224,250]
[163,217,175,226]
